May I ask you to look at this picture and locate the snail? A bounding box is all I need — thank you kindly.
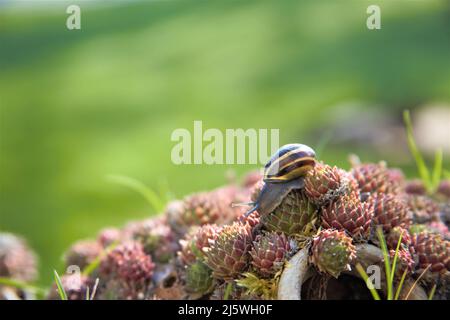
[237,144,316,218]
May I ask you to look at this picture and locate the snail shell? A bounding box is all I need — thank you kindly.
[243,144,316,218]
[264,143,316,183]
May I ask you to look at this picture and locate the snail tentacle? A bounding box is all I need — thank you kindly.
[242,203,259,218]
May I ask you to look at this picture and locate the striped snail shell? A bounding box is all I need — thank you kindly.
[264,144,316,183]
[242,144,316,218]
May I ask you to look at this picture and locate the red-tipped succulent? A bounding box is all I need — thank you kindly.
[204,222,253,279]
[411,232,450,281]
[64,240,102,270]
[351,162,400,195]
[304,163,351,206]
[372,193,411,233]
[321,193,374,240]
[99,242,154,299]
[250,232,292,277]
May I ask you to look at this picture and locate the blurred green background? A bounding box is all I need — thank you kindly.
[0,0,449,286]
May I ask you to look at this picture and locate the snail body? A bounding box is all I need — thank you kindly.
[243,144,316,218]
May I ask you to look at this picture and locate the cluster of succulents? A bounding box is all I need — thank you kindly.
[1,157,449,300]
[48,160,450,300]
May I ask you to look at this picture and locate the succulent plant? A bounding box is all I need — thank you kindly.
[178,227,201,266]
[260,190,318,236]
[99,242,154,299]
[321,193,374,240]
[185,261,214,295]
[372,193,411,233]
[427,221,450,240]
[167,186,243,235]
[204,222,253,279]
[386,168,405,186]
[440,203,450,227]
[389,249,415,278]
[250,232,292,278]
[304,163,351,206]
[0,233,38,282]
[405,180,427,196]
[178,224,222,265]
[386,226,412,251]
[130,217,179,263]
[351,162,400,195]
[411,232,450,281]
[97,228,122,248]
[437,180,450,199]
[64,240,102,270]
[408,222,450,244]
[38,158,450,300]
[194,224,222,257]
[310,229,356,278]
[347,175,362,197]
[241,210,261,235]
[405,195,440,224]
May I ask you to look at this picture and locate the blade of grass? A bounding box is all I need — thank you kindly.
[376,227,393,300]
[405,264,431,300]
[428,284,437,300]
[355,263,381,300]
[403,110,431,193]
[394,269,408,300]
[82,241,118,276]
[54,270,68,300]
[90,278,100,301]
[0,277,47,296]
[223,282,233,300]
[82,256,101,277]
[85,286,90,301]
[431,149,443,192]
[389,229,404,287]
[107,175,165,212]
[444,170,450,179]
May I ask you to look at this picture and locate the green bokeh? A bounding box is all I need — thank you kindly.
[0,0,449,286]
